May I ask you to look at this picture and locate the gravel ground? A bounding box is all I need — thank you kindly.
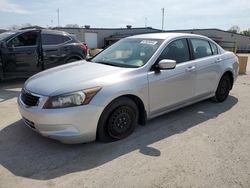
[0,72,250,188]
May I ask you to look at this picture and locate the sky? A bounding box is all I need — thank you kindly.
[0,0,250,31]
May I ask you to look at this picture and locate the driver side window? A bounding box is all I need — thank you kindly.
[8,32,38,47]
[158,38,190,64]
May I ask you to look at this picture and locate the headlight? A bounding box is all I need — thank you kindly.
[43,86,101,109]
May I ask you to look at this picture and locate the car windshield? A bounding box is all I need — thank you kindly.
[0,32,16,41]
[92,38,163,68]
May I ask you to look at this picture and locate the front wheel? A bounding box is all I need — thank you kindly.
[97,97,138,142]
[212,74,232,102]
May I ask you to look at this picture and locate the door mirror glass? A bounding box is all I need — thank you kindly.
[158,59,176,70]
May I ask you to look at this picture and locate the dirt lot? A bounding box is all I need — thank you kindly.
[0,71,250,187]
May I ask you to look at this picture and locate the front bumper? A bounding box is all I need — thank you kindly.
[17,94,104,144]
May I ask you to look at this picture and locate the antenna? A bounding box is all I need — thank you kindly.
[57,8,60,27]
[161,8,165,31]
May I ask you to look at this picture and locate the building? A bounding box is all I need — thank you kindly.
[55,27,250,52]
[0,29,7,34]
[165,29,250,52]
[54,26,161,48]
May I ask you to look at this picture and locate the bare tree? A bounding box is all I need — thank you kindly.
[228,25,240,33]
[241,29,250,36]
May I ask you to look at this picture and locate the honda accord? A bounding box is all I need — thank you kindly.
[18,33,239,144]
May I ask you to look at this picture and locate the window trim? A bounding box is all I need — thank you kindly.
[41,33,72,46]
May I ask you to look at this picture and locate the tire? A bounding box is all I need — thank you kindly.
[97,97,138,142]
[66,58,80,63]
[212,74,232,102]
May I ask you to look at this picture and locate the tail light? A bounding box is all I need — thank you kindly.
[79,44,88,55]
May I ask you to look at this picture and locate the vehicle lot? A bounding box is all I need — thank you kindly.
[0,71,250,188]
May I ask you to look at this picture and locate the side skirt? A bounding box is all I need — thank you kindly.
[148,92,214,120]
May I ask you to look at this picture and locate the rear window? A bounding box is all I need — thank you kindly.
[190,39,212,59]
[42,34,71,45]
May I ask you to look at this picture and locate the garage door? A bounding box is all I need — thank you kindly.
[85,32,98,48]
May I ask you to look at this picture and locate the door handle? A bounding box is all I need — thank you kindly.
[215,58,223,63]
[186,66,196,72]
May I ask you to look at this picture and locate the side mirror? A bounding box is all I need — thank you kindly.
[158,59,176,70]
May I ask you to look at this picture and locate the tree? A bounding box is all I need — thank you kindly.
[241,29,250,36]
[228,25,240,33]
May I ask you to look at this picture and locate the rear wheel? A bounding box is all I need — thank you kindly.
[97,97,138,142]
[212,74,232,102]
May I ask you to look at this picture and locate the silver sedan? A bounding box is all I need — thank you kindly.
[18,33,239,144]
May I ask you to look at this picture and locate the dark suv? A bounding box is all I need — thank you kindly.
[0,29,86,80]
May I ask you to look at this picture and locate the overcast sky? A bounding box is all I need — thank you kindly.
[0,0,249,30]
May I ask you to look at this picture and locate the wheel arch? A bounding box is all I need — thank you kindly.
[98,94,147,126]
[120,94,147,125]
[220,70,234,90]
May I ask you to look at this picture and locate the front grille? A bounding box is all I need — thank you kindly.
[21,89,40,107]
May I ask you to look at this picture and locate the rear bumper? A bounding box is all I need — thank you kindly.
[17,94,104,144]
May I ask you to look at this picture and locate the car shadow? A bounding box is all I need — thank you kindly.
[0,96,238,180]
[0,79,25,103]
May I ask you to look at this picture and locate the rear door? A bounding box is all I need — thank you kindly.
[42,33,71,69]
[148,38,196,116]
[3,31,41,75]
[189,38,222,96]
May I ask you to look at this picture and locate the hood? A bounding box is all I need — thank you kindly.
[25,60,129,96]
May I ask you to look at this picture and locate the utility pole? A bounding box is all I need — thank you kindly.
[145,17,147,27]
[161,8,165,31]
[57,8,60,27]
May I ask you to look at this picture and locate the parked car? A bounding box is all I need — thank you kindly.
[0,29,86,80]
[18,33,239,144]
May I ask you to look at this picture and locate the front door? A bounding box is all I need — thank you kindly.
[148,38,196,116]
[2,31,41,76]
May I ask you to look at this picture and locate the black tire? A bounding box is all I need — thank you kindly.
[97,97,138,142]
[212,74,232,102]
[66,58,80,63]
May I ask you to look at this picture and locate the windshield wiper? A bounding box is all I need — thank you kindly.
[94,61,129,68]
[94,61,139,68]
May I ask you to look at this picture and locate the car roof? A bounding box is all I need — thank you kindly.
[7,29,69,36]
[41,29,69,35]
[128,32,209,40]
